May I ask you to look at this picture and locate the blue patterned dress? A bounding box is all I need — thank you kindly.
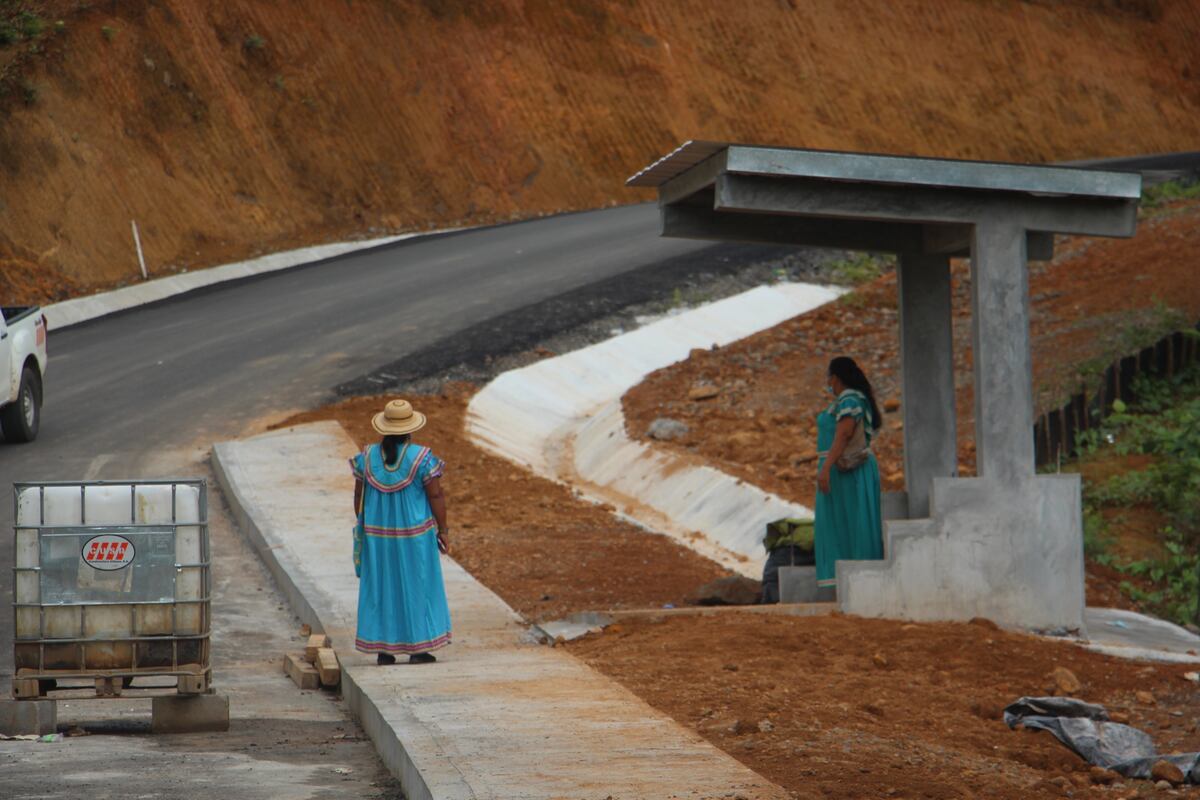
[814,389,883,588]
[350,443,452,655]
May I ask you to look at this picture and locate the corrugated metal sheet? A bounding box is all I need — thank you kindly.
[625,140,728,187]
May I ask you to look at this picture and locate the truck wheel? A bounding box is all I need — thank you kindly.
[1,366,40,443]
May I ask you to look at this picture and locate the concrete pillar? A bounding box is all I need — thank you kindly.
[969,220,1035,482]
[0,700,56,735]
[898,253,957,517]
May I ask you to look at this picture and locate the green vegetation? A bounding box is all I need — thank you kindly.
[1141,177,1200,214]
[827,252,893,286]
[1070,300,1187,387]
[100,24,116,41]
[1077,361,1200,626]
[244,33,265,51]
[17,10,42,38]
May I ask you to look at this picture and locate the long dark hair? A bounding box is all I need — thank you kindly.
[381,434,410,466]
[829,356,882,428]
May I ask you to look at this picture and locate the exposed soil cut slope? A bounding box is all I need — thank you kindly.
[4,1,1200,302]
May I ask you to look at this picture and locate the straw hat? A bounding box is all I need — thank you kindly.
[371,399,427,436]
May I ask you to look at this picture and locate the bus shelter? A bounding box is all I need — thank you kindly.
[628,142,1141,629]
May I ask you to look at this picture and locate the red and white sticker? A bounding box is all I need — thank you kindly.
[82,535,135,571]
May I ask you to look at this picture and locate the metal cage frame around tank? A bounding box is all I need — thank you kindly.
[11,478,212,683]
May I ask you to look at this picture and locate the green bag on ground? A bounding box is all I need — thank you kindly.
[763,518,815,553]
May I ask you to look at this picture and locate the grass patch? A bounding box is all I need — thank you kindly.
[828,253,893,286]
[1141,177,1200,214]
[1077,362,1200,626]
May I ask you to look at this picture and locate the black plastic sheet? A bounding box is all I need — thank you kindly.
[1004,696,1200,783]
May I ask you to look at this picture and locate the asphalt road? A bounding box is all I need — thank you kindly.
[0,201,774,679]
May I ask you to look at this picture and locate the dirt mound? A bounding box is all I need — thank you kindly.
[3,1,1200,297]
[569,613,1200,799]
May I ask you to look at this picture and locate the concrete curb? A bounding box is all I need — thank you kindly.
[44,232,450,330]
[213,422,789,800]
[466,281,843,576]
[211,438,439,800]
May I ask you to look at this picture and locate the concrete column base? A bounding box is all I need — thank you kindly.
[778,566,818,603]
[151,693,229,734]
[837,475,1085,630]
[0,700,56,735]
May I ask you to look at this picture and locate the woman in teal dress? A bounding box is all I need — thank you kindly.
[350,399,452,665]
[815,356,883,592]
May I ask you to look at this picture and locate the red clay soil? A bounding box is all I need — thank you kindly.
[3,1,1200,300]
[274,385,731,623]
[569,613,1200,800]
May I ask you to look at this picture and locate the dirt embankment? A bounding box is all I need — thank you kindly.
[570,613,1200,800]
[623,200,1200,509]
[4,0,1200,303]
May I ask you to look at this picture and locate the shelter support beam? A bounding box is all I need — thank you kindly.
[970,220,1035,482]
[897,254,957,518]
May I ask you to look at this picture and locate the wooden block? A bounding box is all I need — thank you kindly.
[94,677,121,697]
[316,648,340,688]
[283,653,320,691]
[177,674,208,695]
[304,634,330,663]
[11,678,40,699]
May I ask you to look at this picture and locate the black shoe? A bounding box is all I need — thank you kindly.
[408,652,437,664]
[377,653,396,665]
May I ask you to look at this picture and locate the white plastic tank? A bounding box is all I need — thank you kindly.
[12,480,209,678]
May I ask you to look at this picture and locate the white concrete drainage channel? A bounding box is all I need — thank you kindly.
[466,281,844,578]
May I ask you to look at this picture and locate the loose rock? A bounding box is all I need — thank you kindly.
[647,417,689,441]
[1050,666,1082,695]
[690,576,761,606]
[1150,760,1184,786]
[872,652,889,668]
[1135,690,1156,706]
[687,384,720,401]
[1088,766,1117,785]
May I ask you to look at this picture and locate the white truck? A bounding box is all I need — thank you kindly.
[0,305,47,442]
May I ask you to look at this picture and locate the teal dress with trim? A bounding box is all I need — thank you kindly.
[350,443,452,655]
[814,389,883,588]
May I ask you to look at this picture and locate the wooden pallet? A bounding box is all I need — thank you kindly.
[11,669,211,699]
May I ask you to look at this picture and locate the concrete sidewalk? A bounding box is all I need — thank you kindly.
[212,421,786,800]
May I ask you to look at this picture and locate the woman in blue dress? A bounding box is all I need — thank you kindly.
[350,399,452,664]
[814,356,884,594]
